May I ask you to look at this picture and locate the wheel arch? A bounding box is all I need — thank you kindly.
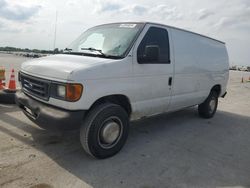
[211,84,221,96]
[88,94,132,116]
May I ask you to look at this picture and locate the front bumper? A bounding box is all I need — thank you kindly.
[15,91,85,130]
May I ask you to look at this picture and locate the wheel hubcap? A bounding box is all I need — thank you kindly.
[209,98,216,113]
[101,121,120,144]
[98,116,123,149]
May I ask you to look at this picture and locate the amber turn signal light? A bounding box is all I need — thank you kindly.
[66,83,83,102]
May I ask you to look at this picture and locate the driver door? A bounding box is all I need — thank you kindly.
[132,24,174,118]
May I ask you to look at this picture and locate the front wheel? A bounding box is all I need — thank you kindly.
[80,103,129,159]
[198,91,218,119]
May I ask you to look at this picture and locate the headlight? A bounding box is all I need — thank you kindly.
[51,83,83,102]
[57,85,66,98]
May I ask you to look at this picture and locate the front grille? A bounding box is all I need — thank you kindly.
[20,73,50,100]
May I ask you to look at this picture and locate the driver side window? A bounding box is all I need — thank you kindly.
[137,27,170,64]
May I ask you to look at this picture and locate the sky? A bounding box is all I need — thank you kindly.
[0,0,249,66]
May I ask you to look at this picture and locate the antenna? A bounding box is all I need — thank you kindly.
[53,10,58,50]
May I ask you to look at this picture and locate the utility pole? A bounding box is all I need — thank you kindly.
[53,10,58,51]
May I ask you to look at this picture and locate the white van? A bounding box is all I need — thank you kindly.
[16,22,229,159]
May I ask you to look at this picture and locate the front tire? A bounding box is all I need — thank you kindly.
[198,91,218,119]
[80,103,129,159]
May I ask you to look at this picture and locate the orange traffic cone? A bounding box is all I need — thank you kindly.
[8,69,16,90]
[0,66,5,90]
[0,80,4,90]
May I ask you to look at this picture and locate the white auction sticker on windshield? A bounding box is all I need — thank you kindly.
[119,24,137,28]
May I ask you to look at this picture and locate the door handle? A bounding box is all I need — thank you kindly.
[168,77,172,86]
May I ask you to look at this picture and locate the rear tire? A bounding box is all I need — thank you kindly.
[80,103,129,159]
[198,91,218,119]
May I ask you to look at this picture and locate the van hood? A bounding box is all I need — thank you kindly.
[21,54,110,81]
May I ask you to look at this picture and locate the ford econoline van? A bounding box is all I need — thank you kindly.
[16,22,229,158]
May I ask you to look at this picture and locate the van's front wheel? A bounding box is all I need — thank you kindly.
[80,103,129,159]
[198,91,218,118]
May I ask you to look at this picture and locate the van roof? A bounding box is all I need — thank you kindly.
[98,22,225,45]
[146,22,225,44]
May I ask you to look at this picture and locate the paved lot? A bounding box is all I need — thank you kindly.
[0,54,250,188]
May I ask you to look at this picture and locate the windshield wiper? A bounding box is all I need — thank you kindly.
[64,48,72,52]
[81,47,122,59]
[63,47,122,59]
[81,47,107,56]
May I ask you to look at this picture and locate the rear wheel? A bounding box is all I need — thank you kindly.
[80,103,129,159]
[198,91,218,118]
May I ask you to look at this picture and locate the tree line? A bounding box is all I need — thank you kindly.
[0,46,62,54]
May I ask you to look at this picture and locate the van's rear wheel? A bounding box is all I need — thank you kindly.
[80,103,129,159]
[198,91,218,118]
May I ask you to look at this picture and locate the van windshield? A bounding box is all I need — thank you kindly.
[66,23,143,59]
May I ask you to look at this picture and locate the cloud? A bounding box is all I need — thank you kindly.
[120,4,147,15]
[94,1,121,13]
[0,0,41,21]
[0,20,4,28]
[150,5,182,20]
[197,9,214,20]
[213,4,250,30]
[0,20,21,32]
[131,5,147,15]
[101,2,121,12]
[94,1,182,20]
[214,17,236,28]
[0,0,249,66]
[0,0,6,7]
